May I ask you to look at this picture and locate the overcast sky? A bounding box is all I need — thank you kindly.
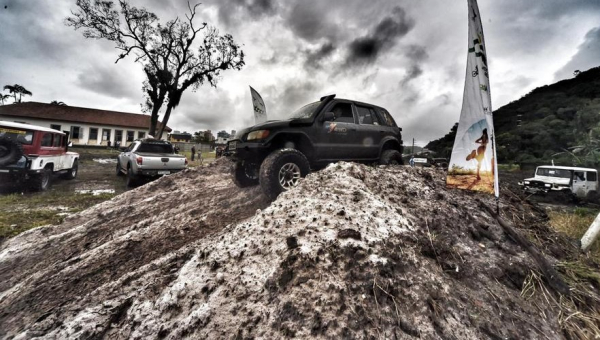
[2,0,600,145]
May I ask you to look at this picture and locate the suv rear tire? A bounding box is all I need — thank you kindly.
[259,149,310,200]
[126,166,138,187]
[233,161,259,187]
[379,149,403,165]
[0,137,24,166]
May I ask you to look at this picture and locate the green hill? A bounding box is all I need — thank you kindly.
[426,66,600,167]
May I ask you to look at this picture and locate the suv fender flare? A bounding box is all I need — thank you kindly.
[268,131,316,161]
[379,137,403,156]
[0,136,24,166]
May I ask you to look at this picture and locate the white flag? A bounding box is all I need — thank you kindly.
[447,0,499,197]
[250,86,267,124]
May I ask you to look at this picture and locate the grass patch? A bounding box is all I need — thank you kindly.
[548,208,600,259]
[0,192,116,239]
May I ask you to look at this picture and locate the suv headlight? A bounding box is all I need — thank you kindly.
[246,130,270,141]
[524,180,530,185]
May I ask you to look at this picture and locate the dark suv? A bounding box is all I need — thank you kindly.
[228,94,403,199]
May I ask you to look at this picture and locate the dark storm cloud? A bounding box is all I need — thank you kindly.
[287,2,336,42]
[304,42,335,69]
[0,1,75,65]
[76,65,140,100]
[213,0,277,27]
[345,6,414,67]
[400,65,423,87]
[554,27,600,80]
[400,45,428,86]
[267,81,319,119]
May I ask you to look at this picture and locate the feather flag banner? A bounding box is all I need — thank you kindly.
[447,0,499,197]
[250,86,267,125]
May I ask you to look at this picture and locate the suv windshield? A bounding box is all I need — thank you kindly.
[0,127,33,145]
[289,102,320,119]
[536,167,571,178]
[137,142,174,153]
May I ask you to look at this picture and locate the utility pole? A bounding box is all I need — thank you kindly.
[412,138,415,155]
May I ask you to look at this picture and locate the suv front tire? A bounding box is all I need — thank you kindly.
[259,149,310,200]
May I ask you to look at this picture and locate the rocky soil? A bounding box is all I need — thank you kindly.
[0,159,598,339]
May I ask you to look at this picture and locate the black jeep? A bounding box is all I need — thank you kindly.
[228,94,403,199]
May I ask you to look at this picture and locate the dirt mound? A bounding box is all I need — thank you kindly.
[0,161,598,339]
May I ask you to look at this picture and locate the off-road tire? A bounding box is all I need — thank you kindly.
[586,190,599,204]
[62,159,78,180]
[31,167,52,191]
[259,149,310,200]
[379,149,403,165]
[126,166,138,187]
[233,161,259,187]
[116,161,125,177]
[0,137,23,166]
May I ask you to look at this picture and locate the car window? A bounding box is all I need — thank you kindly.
[0,127,34,145]
[41,133,53,147]
[356,106,380,125]
[536,168,571,178]
[378,108,397,127]
[52,134,62,147]
[289,101,320,119]
[574,171,585,181]
[588,171,597,182]
[331,103,354,123]
[137,142,174,153]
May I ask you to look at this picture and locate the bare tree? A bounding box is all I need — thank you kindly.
[66,1,245,138]
[3,84,33,103]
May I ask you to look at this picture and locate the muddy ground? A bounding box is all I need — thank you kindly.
[0,160,599,339]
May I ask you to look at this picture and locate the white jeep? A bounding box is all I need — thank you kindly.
[0,121,79,191]
[521,165,598,200]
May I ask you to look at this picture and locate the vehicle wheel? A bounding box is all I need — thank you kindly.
[116,161,124,177]
[31,167,52,191]
[0,136,23,166]
[379,149,403,165]
[586,190,599,203]
[259,149,310,200]
[233,161,259,187]
[126,166,138,187]
[63,159,78,180]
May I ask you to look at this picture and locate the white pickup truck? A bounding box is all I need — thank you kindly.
[116,139,187,187]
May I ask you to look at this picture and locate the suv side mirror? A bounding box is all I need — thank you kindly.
[321,112,335,122]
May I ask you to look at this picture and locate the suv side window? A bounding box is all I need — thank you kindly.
[52,134,62,147]
[587,171,597,182]
[332,103,355,123]
[41,133,53,147]
[377,108,397,127]
[356,106,380,125]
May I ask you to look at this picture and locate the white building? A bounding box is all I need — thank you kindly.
[0,102,171,146]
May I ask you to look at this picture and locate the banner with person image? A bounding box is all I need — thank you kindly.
[446,0,499,197]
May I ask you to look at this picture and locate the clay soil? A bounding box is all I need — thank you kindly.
[0,159,599,339]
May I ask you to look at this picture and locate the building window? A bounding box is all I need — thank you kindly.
[127,130,135,142]
[41,133,53,147]
[115,130,123,144]
[89,128,98,140]
[50,124,61,131]
[102,129,111,141]
[138,131,145,139]
[71,126,82,139]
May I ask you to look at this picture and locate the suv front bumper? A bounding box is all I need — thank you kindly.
[227,140,271,162]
